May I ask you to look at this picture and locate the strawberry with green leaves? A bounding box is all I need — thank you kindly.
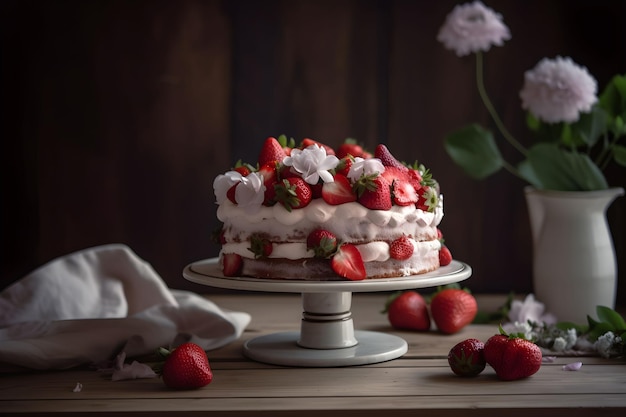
[430,287,477,334]
[448,338,486,377]
[484,326,542,381]
[331,243,366,280]
[383,290,430,331]
[307,229,338,258]
[249,234,272,259]
[354,173,392,210]
[416,186,439,212]
[157,343,213,390]
[275,177,312,211]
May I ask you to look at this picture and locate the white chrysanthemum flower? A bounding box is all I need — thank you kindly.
[437,1,511,57]
[283,144,339,185]
[519,56,598,123]
[503,321,534,340]
[564,327,578,350]
[507,294,557,325]
[213,170,243,204]
[234,172,266,214]
[552,337,567,352]
[347,157,385,182]
[595,331,620,358]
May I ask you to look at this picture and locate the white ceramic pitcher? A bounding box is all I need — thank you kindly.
[524,186,624,323]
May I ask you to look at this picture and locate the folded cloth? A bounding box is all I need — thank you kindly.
[0,244,250,371]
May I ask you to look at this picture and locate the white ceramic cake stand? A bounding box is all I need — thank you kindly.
[183,258,471,367]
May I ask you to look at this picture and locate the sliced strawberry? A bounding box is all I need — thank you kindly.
[306,229,338,258]
[392,179,419,206]
[258,163,278,205]
[416,186,438,212]
[222,253,242,277]
[301,138,335,155]
[226,183,238,204]
[258,137,287,166]
[374,144,408,171]
[389,235,414,260]
[331,244,366,280]
[321,174,357,205]
[381,165,410,184]
[406,168,423,191]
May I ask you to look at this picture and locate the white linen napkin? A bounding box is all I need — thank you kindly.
[0,244,250,371]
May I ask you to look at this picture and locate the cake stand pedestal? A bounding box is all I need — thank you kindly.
[183,258,471,367]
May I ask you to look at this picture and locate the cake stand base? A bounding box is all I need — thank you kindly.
[183,258,472,367]
[243,330,407,367]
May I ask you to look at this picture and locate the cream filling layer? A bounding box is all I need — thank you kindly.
[220,238,441,262]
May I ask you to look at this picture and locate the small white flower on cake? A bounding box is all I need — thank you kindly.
[520,56,598,123]
[347,157,385,182]
[213,171,243,204]
[234,172,266,214]
[437,0,511,57]
[283,144,339,185]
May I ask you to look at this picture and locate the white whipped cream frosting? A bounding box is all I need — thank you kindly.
[217,196,444,261]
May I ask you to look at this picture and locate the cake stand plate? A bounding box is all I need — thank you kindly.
[183,258,471,367]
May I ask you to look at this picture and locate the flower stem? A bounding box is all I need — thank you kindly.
[475,52,528,157]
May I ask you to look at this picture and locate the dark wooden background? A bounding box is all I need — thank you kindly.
[2,0,625,304]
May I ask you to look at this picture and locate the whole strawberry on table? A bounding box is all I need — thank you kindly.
[155,342,214,390]
[384,284,477,334]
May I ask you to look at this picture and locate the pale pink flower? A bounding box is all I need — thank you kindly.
[507,294,557,325]
[562,361,583,371]
[437,1,511,57]
[520,56,598,123]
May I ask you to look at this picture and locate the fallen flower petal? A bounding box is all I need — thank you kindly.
[112,361,157,381]
[72,382,83,392]
[562,362,583,371]
[542,356,557,363]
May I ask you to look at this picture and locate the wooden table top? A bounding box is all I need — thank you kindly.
[1,293,625,416]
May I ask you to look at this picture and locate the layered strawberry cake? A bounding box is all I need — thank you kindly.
[212,136,450,280]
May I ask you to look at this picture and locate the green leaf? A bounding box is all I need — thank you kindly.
[568,106,608,148]
[614,144,626,167]
[525,143,609,191]
[517,159,544,188]
[587,322,616,341]
[596,305,626,330]
[598,74,626,120]
[443,124,503,180]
